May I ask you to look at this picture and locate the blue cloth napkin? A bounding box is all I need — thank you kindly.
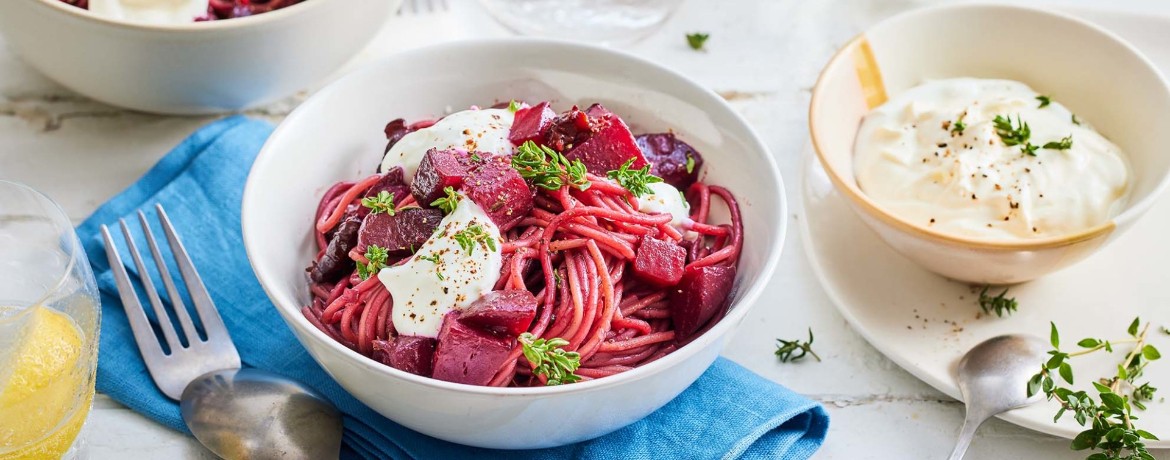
[75,116,829,460]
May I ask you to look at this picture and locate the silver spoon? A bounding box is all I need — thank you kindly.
[181,368,344,460]
[947,334,1048,460]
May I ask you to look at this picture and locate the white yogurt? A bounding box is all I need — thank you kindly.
[381,108,515,180]
[635,182,696,240]
[378,197,502,338]
[854,78,1132,240]
[88,0,209,24]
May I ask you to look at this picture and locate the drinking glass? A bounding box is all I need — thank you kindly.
[0,181,101,460]
[479,0,684,43]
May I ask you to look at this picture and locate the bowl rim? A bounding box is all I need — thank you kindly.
[27,0,342,31]
[242,37,788,396]
[808,3,1170,250]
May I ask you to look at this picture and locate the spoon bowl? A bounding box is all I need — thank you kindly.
[948,334,1048,460]
[180,368,344,460]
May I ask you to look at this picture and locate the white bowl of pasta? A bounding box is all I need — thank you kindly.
[241,38,786,449]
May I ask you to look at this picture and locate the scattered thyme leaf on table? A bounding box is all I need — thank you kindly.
[978,285,1018,317]
[775,328,821,363]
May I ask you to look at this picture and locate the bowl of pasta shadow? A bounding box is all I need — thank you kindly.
[242,38,786,449]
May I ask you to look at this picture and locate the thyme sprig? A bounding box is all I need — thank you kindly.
[978,286,1018,317]
[519,333,581,385]
[775,328,821,363]
[607,158,663,198]
[1027,319,1161,460]
[452,225,496,256]
[361,191,397,215]
[511,141,591,191]
[356,245,389,280]
[430,186,460,214]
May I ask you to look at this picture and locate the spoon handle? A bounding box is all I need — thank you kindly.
[947,410,986,460]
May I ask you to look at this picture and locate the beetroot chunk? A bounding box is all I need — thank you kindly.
[372,336,436,377]
[459,290,538,336]
[633,237,686,287]
[411,149,469,206]
[636,133,704,189]
[431,313,514,385]
[509,101,556,146]
[563,104,649,175]
[669,265,737,341]
[309,214,361,283]
[463,154,534,231]
[358,207,444,255]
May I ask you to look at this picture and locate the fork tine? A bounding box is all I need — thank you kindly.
[153,204,234,345]
[102,225,169,363]
[138,210,202,344]
[118,218,183,352]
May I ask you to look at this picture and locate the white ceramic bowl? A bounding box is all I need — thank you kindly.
[241,39,786,449]
[0,0,399,115]
[809,4,1170,284]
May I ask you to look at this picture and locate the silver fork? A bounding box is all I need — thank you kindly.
[398,0,449,15]
[101,204,343,460]
[101,203,240,400]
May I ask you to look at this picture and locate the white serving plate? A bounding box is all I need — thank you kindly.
[800,8,1170,446]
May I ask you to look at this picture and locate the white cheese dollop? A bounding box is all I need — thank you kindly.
[88,0,209,24]
[381,108,515,180]
[854,78,1132,240]
[635,182,696,240]
[378,198,502,338]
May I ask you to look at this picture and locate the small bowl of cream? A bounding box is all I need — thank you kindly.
[809,4,1170,284]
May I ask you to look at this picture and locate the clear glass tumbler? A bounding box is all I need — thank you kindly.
[479,0,684,43]
[0,181,101,460]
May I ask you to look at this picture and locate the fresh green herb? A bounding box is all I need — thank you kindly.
[950,113,967,135]
[993,115,1033,154]
[685,154,696,174]
[1043,135,1073,151]
[1022,143,1039,156]
[436,271,444,281]
[685,32,710,51]
[430,186,460,214]
[452,225,496,256]
[1027,319,1161,460]
[775,328,821,363]
[978,286,1018,317]
[361,191,397,216]
[507,100,521,113]
[1037,95,1052,108]
[469,153,482,162]
[417,254,440,264]
[607,158,664,198]
[519,332,581,385]
[356,245,389,280]
[1073,114,1082,126]
[511,140,591,191]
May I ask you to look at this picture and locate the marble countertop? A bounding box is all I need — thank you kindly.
[3,0,1169,458]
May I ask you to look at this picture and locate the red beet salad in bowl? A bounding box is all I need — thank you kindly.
[305,101,743,387]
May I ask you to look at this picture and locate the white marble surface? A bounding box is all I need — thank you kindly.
[4,0,1170,458]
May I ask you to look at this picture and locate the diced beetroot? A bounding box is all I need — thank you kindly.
[431,312,514,385]
[463,154,534,231]
[669,265,737,341]
[633,237,686,287]
[563,104,649,175]
[411,149,469,206]
[636,133,704,189]
[358,207,444,255]
[351,167,412,220]
[372,336,436,377]
[309,214,361,283]
[544,105,602,152]
[509,101,556,146]
[458,290,538,336]
[382,119,414,155]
